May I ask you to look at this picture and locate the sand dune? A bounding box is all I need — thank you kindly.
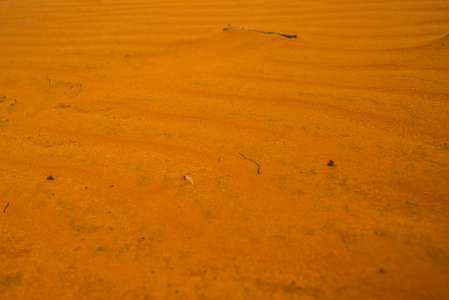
[1,0,449,299]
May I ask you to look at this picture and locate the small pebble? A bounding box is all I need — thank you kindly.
[327,160,334,166]
[183,172,193,184]
[184,176,193,184]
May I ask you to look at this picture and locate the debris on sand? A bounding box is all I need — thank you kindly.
[223,25,297,39]
[183,172,193,184]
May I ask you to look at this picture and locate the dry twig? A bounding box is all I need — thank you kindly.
[223,25,297,39]
[239,153,261,174]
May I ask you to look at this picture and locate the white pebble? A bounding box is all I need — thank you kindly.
[183,172,193,184]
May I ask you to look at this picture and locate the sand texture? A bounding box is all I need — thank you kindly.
[1,0,449,299]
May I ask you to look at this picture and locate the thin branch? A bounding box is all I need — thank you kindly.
[223,25,297,39]
[239,153,261,174]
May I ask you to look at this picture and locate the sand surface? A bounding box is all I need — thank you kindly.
[1,0,449,299]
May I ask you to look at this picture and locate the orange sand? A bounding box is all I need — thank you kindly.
[1,0,449,299]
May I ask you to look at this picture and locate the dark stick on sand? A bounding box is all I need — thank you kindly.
[239,153,261,174]
[223,25,297,39]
